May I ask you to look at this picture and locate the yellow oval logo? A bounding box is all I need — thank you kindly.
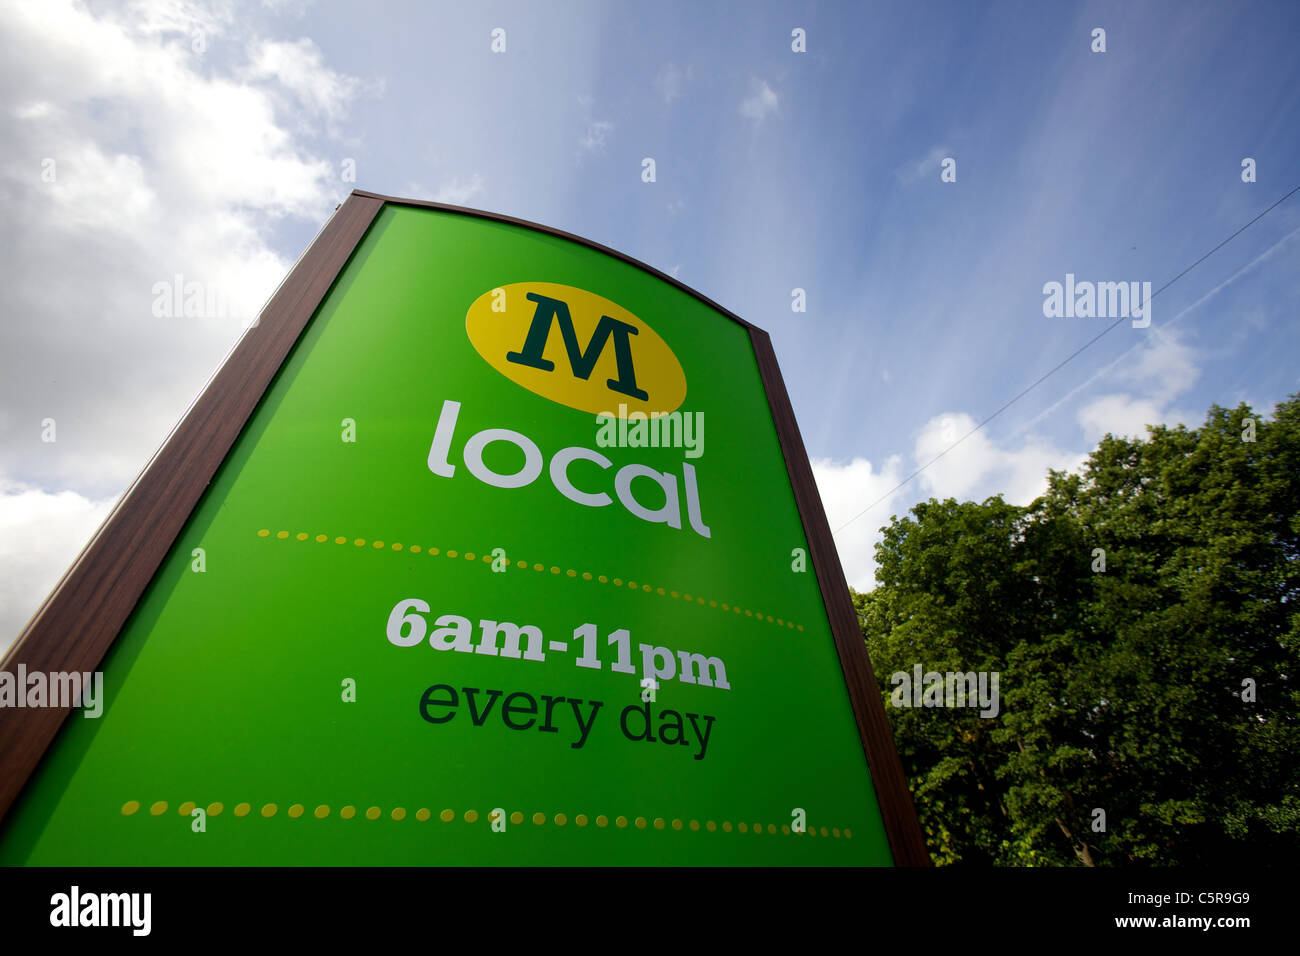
[465,282,686,417]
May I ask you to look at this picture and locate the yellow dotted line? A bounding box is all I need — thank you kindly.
[256,527,804,631]
[119,799,849,839]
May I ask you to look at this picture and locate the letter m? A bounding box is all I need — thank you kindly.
[478,620,545,662]
[51,672,81,708]
[507,292,649,400]
[945,671,978,708]
[676,651,730,689]
[101,893,129,926]
[1097,281,1129,318]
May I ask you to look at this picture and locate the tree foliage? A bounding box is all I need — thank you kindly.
[856,397,1299,865]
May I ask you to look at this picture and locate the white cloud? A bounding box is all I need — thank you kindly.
[819,410,1089,595]
[0,0,368,652]
[739,78,778,122]
[0,0,362,482]
[812,454,905,591]
[895,144,950,185]
[0,480,117,656]
[128,0,228,39]
[15,100,54,119]
[914,413,1085,506]
[579,119,613,153]
[259,0,316,15]
[431,174,486,206]
[1075,327,1199,443]
[817,413,1089,593]
[1128,327,1198,403]
[1076,395,1164,442]
[654,62,692,103]
[401,173,487,207]
[822,327,1198,594]
[244,37,373,127]
[40,143,156,231]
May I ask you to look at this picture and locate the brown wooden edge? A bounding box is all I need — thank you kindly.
[749,328,931,866]
[349,190,761,331]
[0,193,384,823]
[2,189,929,866]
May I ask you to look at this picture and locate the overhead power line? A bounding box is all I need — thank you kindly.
[832,183,1300,534]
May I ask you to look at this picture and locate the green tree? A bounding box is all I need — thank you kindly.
[857,396,1299,865]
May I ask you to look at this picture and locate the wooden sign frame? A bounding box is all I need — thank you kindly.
[0,189,929,866]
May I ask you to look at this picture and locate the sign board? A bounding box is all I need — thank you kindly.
[0,192,926,865]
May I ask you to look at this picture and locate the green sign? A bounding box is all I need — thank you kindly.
[0,193,923,865]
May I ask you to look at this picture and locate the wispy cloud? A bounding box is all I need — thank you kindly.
[578,119,613,154]
[1075,328,1200,442]
[894,144,950,185]
[1020,225,1300,440]
[914,414,1085,506]
[243,37,377,129]
[739,78,778,122]
[430,174,486,206]
[654,61,693,103]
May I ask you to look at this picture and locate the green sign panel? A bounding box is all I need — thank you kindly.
[0,195,919,865]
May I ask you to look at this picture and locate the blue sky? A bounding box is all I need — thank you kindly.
[2,0,1298,652]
